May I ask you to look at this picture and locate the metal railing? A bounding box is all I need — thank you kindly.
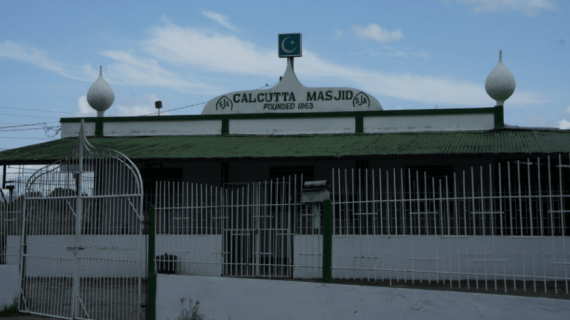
[331,155,570,295]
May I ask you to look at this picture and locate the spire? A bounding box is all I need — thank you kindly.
[485,50,516,106]
[87,65,115,117]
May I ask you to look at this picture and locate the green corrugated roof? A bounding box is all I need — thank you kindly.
[1,129,569,163]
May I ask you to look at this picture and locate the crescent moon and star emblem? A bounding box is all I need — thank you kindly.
[281,36,297,54]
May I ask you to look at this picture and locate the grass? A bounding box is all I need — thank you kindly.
[0,299,19,318]
[169,298,204,320]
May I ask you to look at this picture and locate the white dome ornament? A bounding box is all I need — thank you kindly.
[87,66,115,117]
[485,50,516,106]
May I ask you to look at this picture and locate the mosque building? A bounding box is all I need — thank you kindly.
[0,42,569,206]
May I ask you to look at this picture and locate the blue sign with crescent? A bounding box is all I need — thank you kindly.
[278,33,302,57]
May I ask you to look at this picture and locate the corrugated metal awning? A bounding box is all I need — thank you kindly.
[1,129,569,164]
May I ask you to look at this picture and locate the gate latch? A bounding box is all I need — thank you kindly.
[67,246,85,255]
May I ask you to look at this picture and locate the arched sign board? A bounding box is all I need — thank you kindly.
[202,59,382,115]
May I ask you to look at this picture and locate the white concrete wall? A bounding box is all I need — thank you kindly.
[103,120,222,137]
[156,274,570,320]
[0,265,19,309]
[229,118,355,135]
[60,112,497,138]
[293,235,322,279]
[364,114,495,133]
[60,122,96,138]
[155,235,222,276]
[7,235,144,277]
[332,235,570,282]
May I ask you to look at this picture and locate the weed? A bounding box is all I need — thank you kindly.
[0,298,19,318]
[169,298,204,320]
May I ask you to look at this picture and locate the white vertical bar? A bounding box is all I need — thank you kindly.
[408,169,414,284]
[517,161,526,291]
[471,166,478,289]
[489,164,497,291]
[416,170,421,283]
[527,159,537,292]
[386,170,392,287]
[366,168,371,281]
[507,162,516,291]
[498,163,507,293]
[547,156,558,293]
[559,154,568,294]
[446,177,452,288]
[372,168,378,282]
[351,169,356,280]
[332,169,336,280]
[433,177,439,284]
[394,169,399,284]
[379,169,383,282]
[454,173,462,289]
[425,172,429,284]
[400,168,405,283]
[537,158,547,293]
[480,166,488,291]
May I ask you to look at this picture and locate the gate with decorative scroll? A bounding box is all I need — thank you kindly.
[18,122,144,319]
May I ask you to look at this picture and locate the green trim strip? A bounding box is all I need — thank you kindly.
[355,115,363,133]
[95,118,104,137]
[323,200,333,283]
[60,107,499,123]
[147,205,156,320]
[494,105,504,129]
[222,118,229,135]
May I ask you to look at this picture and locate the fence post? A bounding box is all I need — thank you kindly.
[147,205,156,320]
[323,200,332,283]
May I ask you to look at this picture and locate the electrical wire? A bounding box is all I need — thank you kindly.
[0,106,75,114]
[0,113,60,119]
[141,82,280,117]
[0,137,54,140]
[0,122,59,129]
[142,101,207,116]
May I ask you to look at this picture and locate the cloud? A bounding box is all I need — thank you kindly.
[524,113,549,127]
[18,19,543,110]
[333,30,344,38]
[0,40,84,80]
[352,24,405,43]
[558,119,570,129]
[76,94,165,117]
[356,47,430,59]
[97,51,219,93]
[141,21,279,76]
[114,94,164,116]
[76,96,96,117]
[454,0,556,15]
[201,10,238,31]
[135,20,542,107]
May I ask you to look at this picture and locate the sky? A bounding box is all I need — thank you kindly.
[0,0,569,157]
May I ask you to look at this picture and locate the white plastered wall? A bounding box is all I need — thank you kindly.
[230,118,355,135]
[103,120,222,137]
[157,274,570,320]
[60,122,96,138]
[364,114,495,133]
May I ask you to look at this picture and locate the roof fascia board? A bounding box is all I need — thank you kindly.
[60,106,500,123]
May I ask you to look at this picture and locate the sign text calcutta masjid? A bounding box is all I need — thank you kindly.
[217,90,370,111]
[201,33,383,115]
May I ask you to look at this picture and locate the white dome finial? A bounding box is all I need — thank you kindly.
[87,65,115,117]
[485,50,515,106]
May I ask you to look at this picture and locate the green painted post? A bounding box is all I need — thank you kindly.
[147,205,156,320]
[322,200,333,283]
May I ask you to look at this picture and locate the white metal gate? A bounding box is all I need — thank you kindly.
[224,178,300,278]
[19,122,144,319]
[154,176,303,279]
